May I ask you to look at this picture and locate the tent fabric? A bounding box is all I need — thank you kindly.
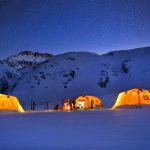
[0,94,25,112]
[75,95,104,110]
[112,88,150,109]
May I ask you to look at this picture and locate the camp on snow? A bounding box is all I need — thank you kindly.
[112,88,150,109]
[75,95,104,110]
[62,98,75,111]
[0,94,25,112]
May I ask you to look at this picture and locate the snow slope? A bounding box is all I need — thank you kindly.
[0,110,150,150]
[0,50,53,94]
[0,63,20,93]
[1,47,150,107]
[10,47,150,106]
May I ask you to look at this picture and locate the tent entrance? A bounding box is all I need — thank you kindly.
[78,101,85,109]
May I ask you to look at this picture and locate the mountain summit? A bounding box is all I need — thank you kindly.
[0,50,53,70]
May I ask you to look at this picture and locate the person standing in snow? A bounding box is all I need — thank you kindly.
[91,99,94,109]
[33,101,35,111]
[46,102,50,110]
[54,103,59,111]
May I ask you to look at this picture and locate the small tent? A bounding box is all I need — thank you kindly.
[112,88,150,109]
[75,95,104,110]
[62,98,75,111]
[0,94,25,112]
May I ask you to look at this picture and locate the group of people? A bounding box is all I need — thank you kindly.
[30,98,94,111]
[62,98,76,111]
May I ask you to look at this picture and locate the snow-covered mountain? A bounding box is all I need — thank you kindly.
[0,47,150,106]
[0,50,53,94]
[0,50,53,70]
[0,63,19,93]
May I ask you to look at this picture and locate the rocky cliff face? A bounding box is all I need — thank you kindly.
[0,50,53,70]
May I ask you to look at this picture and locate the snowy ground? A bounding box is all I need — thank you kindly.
[0,110,150,150]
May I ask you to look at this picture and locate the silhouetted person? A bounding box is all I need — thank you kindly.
[33,101,35,111]
[54,104,59,111]
[30,100,33,110]
[72,99,76,110]
[46,102,50,110]
[91,99,94,109]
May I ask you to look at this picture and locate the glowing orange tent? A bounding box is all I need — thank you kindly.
[112,88,150,109]
[75,95,104,110]
[0,94,25,112]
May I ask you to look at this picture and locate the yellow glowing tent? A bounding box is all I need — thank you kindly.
[75,95,104,110]
[0,94,25,112]
[112,88,150,109]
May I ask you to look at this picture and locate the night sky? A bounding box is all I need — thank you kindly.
[0,0,150,58]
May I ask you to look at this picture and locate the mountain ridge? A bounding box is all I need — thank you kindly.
[0,47,150,106]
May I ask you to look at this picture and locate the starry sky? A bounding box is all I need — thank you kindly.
[0,0,150,58]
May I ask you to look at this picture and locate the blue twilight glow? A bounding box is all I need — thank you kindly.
[0,0,150,58]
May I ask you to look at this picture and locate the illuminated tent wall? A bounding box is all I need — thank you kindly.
[112,88,150,109]
[0,94,25,112]
[75,95,104,110]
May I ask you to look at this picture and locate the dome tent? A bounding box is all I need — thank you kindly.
[75,95,104,110]
[0,94,25,112]
[112,88,150,109]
